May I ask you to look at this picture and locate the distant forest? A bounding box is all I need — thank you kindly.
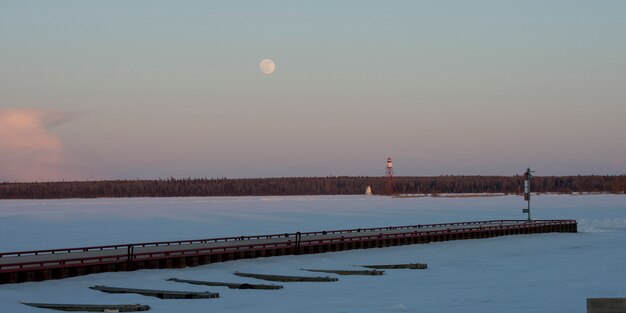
[1,175,625,199]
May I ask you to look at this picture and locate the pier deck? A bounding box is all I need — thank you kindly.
[0,219,576,284]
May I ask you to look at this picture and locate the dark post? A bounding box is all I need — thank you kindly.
[523,167,535,222]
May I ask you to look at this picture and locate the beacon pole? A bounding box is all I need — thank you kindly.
[523,167,535,222]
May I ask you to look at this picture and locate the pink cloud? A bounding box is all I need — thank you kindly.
[0,108,81,182]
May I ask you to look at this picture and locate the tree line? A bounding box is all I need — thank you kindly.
[0,175,624,199]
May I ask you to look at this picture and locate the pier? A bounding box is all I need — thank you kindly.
[0,219,577,284]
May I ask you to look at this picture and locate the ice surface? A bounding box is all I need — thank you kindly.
[1,195,625,313]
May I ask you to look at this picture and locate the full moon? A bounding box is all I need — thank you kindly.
[259,59,276,75]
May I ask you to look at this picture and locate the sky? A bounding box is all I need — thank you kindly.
[1,1,625,182]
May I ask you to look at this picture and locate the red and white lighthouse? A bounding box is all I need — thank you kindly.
[385,157,394,195]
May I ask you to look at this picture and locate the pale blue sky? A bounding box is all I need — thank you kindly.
[1,1,625,181]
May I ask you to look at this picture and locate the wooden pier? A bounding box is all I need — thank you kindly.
[0,219,577,284]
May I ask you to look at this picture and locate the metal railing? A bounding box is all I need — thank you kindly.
[0,219,576,273]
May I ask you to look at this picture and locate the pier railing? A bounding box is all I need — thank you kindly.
[0,219,576,274]
[0,219,564,258]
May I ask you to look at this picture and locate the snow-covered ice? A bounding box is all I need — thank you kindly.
[1,195,625,313]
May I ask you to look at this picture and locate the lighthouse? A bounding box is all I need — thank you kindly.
[385,157,394,195]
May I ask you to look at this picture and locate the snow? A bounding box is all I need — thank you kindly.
[1,194,625,313]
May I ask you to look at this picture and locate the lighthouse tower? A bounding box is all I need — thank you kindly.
[385,157,394,195]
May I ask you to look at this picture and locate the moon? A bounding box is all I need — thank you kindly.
[259,59,276,75]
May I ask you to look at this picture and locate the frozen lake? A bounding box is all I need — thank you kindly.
[1,195,625,312]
